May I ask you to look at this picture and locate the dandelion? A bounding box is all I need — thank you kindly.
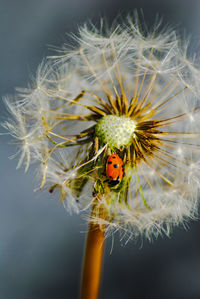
[3,15,200,299]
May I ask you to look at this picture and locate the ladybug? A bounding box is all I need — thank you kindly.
[106,154,123,187]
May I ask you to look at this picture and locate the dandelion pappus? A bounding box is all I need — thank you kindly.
[106,154,124,187]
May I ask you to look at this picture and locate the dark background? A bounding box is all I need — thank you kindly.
[1,1,200,298]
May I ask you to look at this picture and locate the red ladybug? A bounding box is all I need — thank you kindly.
[106,154,123,187]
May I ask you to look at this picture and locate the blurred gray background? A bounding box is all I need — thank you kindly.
[1,1,200,298]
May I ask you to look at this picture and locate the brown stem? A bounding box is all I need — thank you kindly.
[80,207,105,299]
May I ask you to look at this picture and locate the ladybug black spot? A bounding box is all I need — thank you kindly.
[108,161,112,164]
[112,156,116,159]
[113,164,119,168]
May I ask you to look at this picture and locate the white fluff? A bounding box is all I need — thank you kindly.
[3,16,200,241]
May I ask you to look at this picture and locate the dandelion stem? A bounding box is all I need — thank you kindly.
[80,204,105,299]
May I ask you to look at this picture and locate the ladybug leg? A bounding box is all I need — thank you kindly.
[103,179,109,183]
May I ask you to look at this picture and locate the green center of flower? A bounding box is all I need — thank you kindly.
[95,115,136,148]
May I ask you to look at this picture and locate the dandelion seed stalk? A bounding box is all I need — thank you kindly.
[80,202,106,299]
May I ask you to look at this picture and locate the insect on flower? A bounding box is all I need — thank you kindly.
[3,15,200,241]
[105,154,124,187]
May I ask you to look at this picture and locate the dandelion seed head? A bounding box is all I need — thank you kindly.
[3,15,200,241]
[95,115,136,148]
